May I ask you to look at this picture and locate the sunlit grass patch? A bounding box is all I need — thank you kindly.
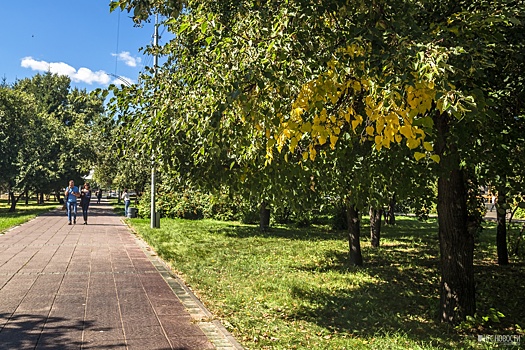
[0,199,59,233]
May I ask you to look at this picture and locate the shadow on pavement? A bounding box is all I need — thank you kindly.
[0,313,126,349]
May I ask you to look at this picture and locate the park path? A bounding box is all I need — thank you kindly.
[0,200,242,350]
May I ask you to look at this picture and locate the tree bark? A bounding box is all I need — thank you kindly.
[25,190,29,205]
[346,202,363,266]
[260,201,270,231]
[388,193,396,225]
[496,185,509,265]
[435,112,475,323]
[8,191,21,212]
[369,206,382,248]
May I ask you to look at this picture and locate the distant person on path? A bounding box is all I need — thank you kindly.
[121,189,131,217]
[96,188,102,204]
[80,183,92,225]
[64,180,80,225]
[490,195,496,212]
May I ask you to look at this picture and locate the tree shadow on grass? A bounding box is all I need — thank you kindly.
[288,242,524,348]
[0,313,127,349]
[219,224,347,242]
[287,249,460,348]
[473,262,525,332]
[218,216,439,244]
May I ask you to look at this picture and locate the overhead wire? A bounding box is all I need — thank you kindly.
[114,8,121,75]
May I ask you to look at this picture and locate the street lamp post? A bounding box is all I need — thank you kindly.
[151,13,159,229]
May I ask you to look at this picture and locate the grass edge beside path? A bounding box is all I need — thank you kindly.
[0,199,61,233]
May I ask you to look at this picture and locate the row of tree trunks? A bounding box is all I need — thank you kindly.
[6,191,52,212]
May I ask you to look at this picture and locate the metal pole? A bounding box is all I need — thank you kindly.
[151,13,159,229]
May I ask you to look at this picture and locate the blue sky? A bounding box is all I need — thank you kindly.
[0,1,167,91]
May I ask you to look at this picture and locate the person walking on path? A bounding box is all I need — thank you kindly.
[96,188,103,204]
[80,183,92,224]
[490,194,496,212]
[121,188,131,217]
[64,180,80,225]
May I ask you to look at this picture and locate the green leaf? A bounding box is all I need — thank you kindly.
[413,116,434,129]
[509,17,522,25]
[200,21,208,34]
[178,22,190,34]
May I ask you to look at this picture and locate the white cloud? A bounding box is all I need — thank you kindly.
[20,57,117,85]
[111,51,141,67]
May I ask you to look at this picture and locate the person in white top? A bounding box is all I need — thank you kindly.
[490,195,496,212]
[121,189,131,217]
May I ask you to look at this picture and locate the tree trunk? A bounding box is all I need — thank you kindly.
[388,193,396,225]
[8,191,19,212]
[435,111,475,323]
[346,202,363,266]
[496,185,509,265]
[25,190,29,205]
[56,190,64,204]
[369,206,382,248]
[260,201,270,231]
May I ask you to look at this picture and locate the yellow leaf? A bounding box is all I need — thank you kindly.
[320,109,327,122]
[414,152,426,161]
[302,151,308,161]
[309,147,317,161]
[330,135,338,149]
[430,154,441,163]
[319,135,327,145]
[423,142,433,152]
[366,126,375,136]
[351,115,363,131]
[290,137,298,152]
[406,138,420,149]
[395,134,402,143]
[382,135,391,148]
[399,125,413,139]
[293,107,304,116]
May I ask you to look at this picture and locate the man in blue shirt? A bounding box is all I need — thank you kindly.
[64,180,80,225]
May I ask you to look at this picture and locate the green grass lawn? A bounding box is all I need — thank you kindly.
[123,215,524,349]
[0,198,60,233]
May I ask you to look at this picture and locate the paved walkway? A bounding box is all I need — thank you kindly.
[0,200,242,350]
